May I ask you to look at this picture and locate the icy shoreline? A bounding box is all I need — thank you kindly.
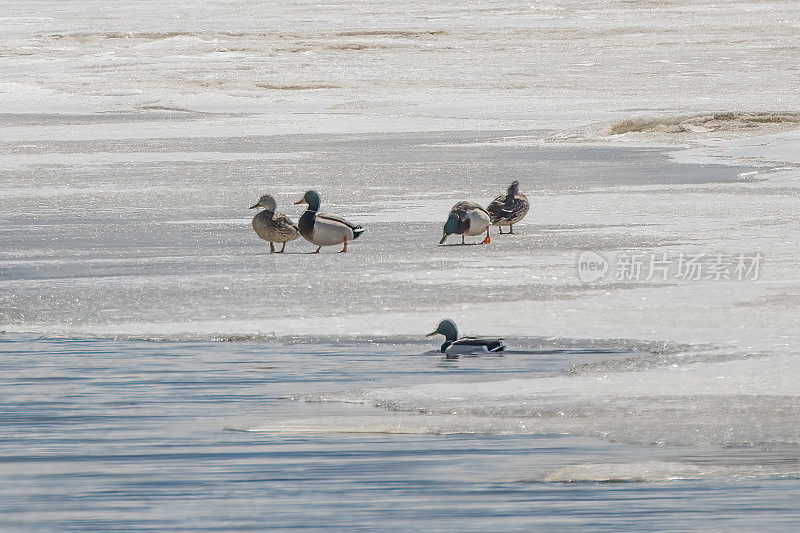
[2,124,799,352]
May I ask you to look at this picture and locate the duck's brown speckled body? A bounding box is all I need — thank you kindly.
[250,194,300,253]
[487,180,530,234]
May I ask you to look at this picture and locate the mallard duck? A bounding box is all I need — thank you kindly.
[439,201,491,245]
[487,180,529,234]
[250,194,300,253]
[294,190,365,253]
[426,319,506,358]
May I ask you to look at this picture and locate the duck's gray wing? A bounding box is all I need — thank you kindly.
[317,212,360,231]
[452,201,488,223]
[450,200,469,215]
[453,336,506,352]
[317,212,365,239]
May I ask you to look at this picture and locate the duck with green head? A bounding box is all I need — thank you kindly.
[426,319,506,358]
[439,201,491,245]
[294,190,365,253]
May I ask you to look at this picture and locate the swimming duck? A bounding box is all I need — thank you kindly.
[426,319,506,358]
[439,201,491,245]
[487,180,530,234]
[250,194,300,253]
[294,190,365,253]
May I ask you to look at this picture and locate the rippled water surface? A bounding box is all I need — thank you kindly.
[3,334,800,531]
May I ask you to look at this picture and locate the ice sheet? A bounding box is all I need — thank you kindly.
[3,0,800,453]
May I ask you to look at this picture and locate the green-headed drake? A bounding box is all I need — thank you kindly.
[439,201,491,245]
[250,194,300,253]
[294,190,365,253]
[426,319,506,358]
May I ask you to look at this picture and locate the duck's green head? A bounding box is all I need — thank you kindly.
[439,213,460,244]
[294,190,321,211]
[426,319,458,341]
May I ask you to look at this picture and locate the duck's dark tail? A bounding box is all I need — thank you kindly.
[352,226,365,240]
[488,340,506,353]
